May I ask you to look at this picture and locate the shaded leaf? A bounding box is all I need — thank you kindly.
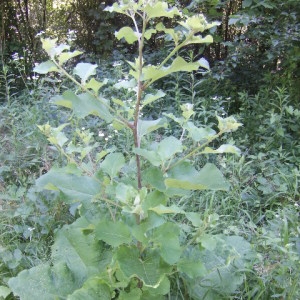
[117,246,171,287]
[36,168,101,203]
[100,152,125,179]
[8,263,80,300]
[68,277,111,300]
[152,223,182,264]
[95,221,132,247]
[53,90,113,122]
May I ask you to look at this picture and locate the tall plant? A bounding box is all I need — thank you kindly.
[7,1,254,299]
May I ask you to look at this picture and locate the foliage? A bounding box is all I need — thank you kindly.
[2,1,261,299]
[0,0,299,299]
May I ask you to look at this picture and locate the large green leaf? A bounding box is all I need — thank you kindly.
[184,236,254,299]
[58,50,82,65]
[95,220,132,247]
[143,56,202,83]
[165,162,230,192]
[100,152,125,179]
[142,90,166,108]
[152,223,182,264]
[137,118,167,139]
[36,167,101,203]
[74,62,97,84]
[68,277,111,300]
[8,262,80,300]
[144,1,181,19]
[184,122,216,142]
[53,90,113,122]
[143,167,166,191]
[33,60,59,74]
[116,246,171,287]
[134,136,182,167]
[157,136,182,162]
[115,27,138,44]
[51,218,103,281]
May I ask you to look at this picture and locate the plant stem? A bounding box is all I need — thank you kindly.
[131,10,146,191]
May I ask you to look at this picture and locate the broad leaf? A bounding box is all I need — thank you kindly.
[74,63,97,84]
[68,278,111,300]
[186,236,254,299]
[143,168,166,191]
[115,27,138,44]
[53,90,113,122]
[157,136,182,161]
[184,121,216,142]
[137,118,167,139]
[95,220,132,247]
[52,218,103,281]
[152,223,182,264]
[165,162,229,192]
[117,246,171,287]
[142,90,166,107]
[100,152,125,179]
[143,56,202,83]
[33,60,59,74]
[36,168,101,203]
[85,78,108,94]
[134,148,161,166]
[8,263,80,300]
[144,2,181,19]
[58,50,82,65]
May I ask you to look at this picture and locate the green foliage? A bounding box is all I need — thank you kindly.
[4,1,256,299]
[1,1,299,299]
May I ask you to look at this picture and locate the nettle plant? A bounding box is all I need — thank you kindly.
[8,1,254,299]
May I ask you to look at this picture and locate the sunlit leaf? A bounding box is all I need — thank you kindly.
[143,56,201,83]
[144,2,181,19]
[137,118,167,139]
[33,60,59,74]
[217,115,243,132]
[74,63,97,84]
[85,78,108,94]
[115,27,138,44]
[58,50,83,65]
[201,145,241,155]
